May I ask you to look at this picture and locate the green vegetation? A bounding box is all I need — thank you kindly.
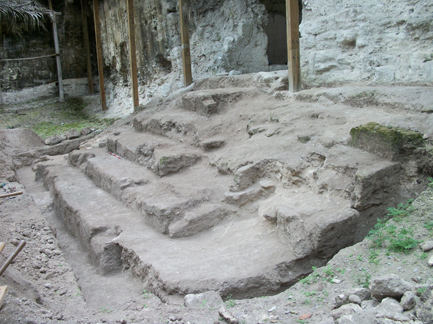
[225,294,236,308]
[1,96,117,139]
[368,199,420,254]
[357,269,371,288]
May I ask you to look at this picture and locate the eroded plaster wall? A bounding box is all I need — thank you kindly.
[300,0,433,86]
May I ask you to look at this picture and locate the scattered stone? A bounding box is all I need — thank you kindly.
[268,306,276,312]
[200,138,225,151]
[114,132,121,136]
[375,297,409,322]
[420,241,433,252]
[184,291,223,308]
[330,304,362,320]
[299,313,312,320]
[348,295,361,305]
[218,306,239,324]
[332,278,342,284]
[80,127,92,136]
[65,129,80,140]
[370,274,413,300]
[352,288,371,301]
[400,291,416,311]
[44,283,52,289]
[335,294,349,308]
[228,70,242,76]
[361,299,379,310]
[428,255,433,267]
[45,135,63,146]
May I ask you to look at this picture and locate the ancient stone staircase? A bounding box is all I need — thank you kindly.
[32,76,414,302]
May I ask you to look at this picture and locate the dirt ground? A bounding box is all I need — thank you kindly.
[0,85,432,324]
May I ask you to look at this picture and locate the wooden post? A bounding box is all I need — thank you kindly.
[81,0,93,94]
[92,0,107,111]
[127,0,139,109]
[48,0,64,100]
[179,0,192,86]
[286,0,301,92]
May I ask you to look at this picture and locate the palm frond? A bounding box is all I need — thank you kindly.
[0,0,55,34]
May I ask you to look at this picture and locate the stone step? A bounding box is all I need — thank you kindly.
[177,87,258,116]
[106,127,202,177]
[68,148,232,237]
[34,157,309,301]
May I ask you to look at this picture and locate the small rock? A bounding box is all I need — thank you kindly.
[420,241,433,252]
[348,295,361,305]
[80,127,92,136]
[332,278,342,284]
[45,135,63,145]
[370,274,413,300]
[299,313,312,320]
[218,306,239,324]
[268,306,276,312]
[65,129,80,140]
[376,297,409,322]
[428,255,433,267]
[57,288,68,296]
[335,294,349,308]
[114,132,121,136]
[330,304,362,320]
[228,70,242,76]
[352,288,371,301]
[44,283,52,289]
[400,291,416,310]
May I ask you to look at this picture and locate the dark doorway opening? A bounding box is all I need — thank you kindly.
[259,0,302,66]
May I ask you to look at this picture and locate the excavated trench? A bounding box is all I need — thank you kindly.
[15,74,433,304]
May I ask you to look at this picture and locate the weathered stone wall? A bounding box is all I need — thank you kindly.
[0,0,92,93]
[300,0,433,86]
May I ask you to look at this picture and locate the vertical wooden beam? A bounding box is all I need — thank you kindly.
[48,0,64,100]
[81,0,93,94]
[286,0,301,92]
[179,0,192,87]
[92,0,107,111]
[127,0,139,109]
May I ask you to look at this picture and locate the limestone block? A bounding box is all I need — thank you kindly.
[400,291,416,311]
[370,274,413,301]
[184,291,223,308]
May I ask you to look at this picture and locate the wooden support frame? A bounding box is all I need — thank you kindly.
[93,0,107,111]
[81,0,93,94]
[179,0,193,87]
[48,0,64,100]
[127,0,139,109]
[286,0,301,92]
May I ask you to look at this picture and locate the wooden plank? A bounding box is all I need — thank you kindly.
[48,0,64,100]
[286,0,301,92]
[0,191,23,199]
[179,0,193,87]
[127,0,139,109]
[0,286,7,308]
[93,0,107,111]
[0,241,26,276]
[81,0,94,94]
